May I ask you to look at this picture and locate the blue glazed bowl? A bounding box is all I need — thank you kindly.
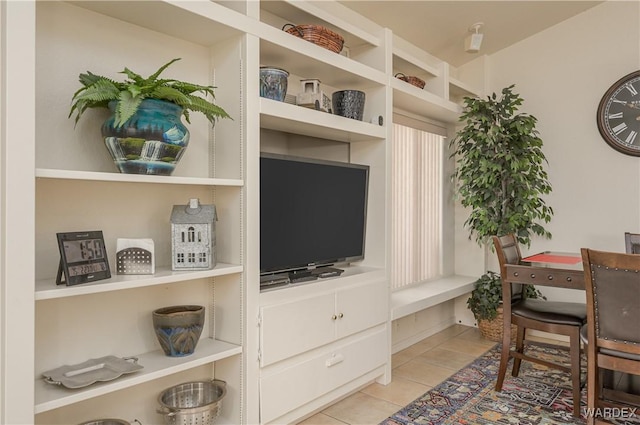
[260,67,289,101]
[152,305,205,357]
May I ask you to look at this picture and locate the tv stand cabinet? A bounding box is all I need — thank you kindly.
[258,267,388,424]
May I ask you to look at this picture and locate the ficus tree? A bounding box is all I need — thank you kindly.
[451,85,553,324]
[450,85,553,249]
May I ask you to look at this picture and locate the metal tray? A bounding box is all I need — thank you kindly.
[42,356,143,389]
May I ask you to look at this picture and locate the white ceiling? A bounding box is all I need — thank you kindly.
[337,1,603,67]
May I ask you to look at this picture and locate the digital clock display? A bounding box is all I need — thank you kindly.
[62,239,106,263]
[56,231,111,286]
[67,261,109,277]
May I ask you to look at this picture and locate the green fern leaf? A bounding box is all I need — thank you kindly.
[115,91,143,127]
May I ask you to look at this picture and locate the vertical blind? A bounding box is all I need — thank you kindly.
[391,123,443,290]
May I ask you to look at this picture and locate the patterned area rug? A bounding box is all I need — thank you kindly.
[381,344,640,425]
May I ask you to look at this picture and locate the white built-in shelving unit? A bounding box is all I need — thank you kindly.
[1,1,482,424]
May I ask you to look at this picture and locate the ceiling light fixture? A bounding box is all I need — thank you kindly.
[465,22,484,53]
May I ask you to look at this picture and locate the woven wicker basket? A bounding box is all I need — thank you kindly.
[394,73,426,89]
[283,24,344,53]
[477,307,517,342]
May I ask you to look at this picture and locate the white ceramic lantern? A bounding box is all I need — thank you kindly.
[296,79,332,113]
[170,198,217,271]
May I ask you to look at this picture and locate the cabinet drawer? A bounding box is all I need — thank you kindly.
[259,329,387,424]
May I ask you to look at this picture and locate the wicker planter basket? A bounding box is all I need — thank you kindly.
[477,307,517,342]
[283,24,344,53]
[394,73,426,89]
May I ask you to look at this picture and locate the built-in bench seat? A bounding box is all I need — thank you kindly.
[391,275,477,320]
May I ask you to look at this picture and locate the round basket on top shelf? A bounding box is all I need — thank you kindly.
[69,58,231,176]
[282,23,344,53]
[394,73,425,89]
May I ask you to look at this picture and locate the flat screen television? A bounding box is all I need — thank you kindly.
[260,153,369,283]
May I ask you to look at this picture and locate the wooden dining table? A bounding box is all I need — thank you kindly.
[504,251,585,291]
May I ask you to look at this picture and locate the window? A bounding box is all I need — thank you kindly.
[177,253,184,263]
[188,226,195,243]
[188,253,195,263]
[391,122,443,290]
[199,252,207,263]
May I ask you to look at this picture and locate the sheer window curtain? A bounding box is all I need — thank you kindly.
[391,123,443,290]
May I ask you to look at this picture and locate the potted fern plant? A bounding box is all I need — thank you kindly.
[467,271,544,341]
[69,58,231,176]
[450,85,553,340]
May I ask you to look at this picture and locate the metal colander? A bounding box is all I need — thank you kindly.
[78,420,131,425]
[157,379,226,425]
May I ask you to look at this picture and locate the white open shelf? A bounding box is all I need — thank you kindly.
[36,169,244,187]
[35,263,243,300]
[260,0,382,50]
[259,26,387,89]
[392,80,462,123]
[34,338,242,413]
[391,275,476,321]
[449,76,481,99]
[260,98,386,142]
[67,0,252,47]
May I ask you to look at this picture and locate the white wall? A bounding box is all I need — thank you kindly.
[455,1,640,303]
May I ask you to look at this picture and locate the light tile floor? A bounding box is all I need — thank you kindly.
[297,324,496,425]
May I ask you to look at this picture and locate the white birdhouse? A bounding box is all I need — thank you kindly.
[296,79,332,113]
[170,198,217,271]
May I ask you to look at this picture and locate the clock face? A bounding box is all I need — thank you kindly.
[597,70,640,156]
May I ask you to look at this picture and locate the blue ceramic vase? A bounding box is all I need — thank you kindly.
[152,305,205,357]
[101,99,189,176]
[260,67,289,101]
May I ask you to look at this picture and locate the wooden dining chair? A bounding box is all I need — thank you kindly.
[581,248,640,425]
[492,234,587,417]
[624,232,640,254]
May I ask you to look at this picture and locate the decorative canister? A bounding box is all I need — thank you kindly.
[152,305,205,357]
[332,90,366,121]
[260,67,289,102]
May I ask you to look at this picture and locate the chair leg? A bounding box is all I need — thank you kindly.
[512,325,525,377]
[586,344,598,424]
[569,328,582,418]
[495,322,513,392]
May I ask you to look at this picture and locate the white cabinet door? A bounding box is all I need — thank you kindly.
[260,292,335,366]
[336,280,388,339]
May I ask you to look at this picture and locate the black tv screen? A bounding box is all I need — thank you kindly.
[260,153,369,275]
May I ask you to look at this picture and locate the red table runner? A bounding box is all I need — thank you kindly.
[522,253,582,265]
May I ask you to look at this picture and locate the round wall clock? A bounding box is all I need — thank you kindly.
[597,70,640,156]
